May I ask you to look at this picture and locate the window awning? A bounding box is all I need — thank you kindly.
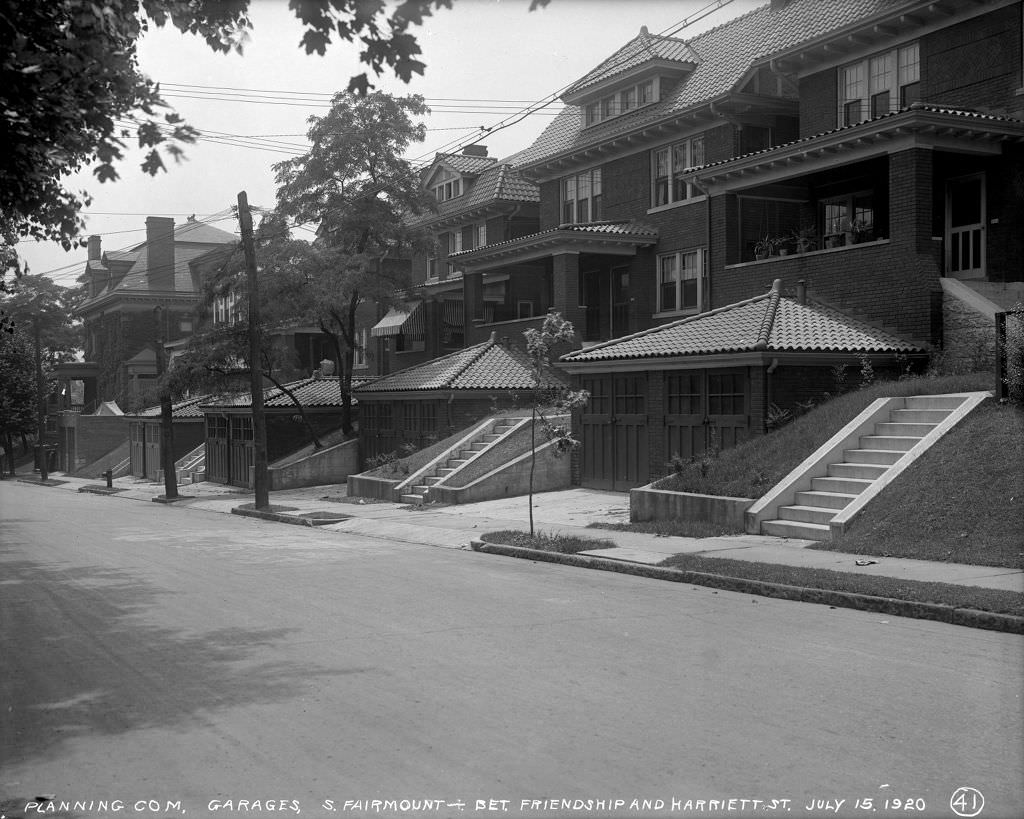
[442,299,464,327]
[371,302,424,337]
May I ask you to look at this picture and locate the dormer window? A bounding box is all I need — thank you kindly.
[432,167,463,201]
[584,78,660,127]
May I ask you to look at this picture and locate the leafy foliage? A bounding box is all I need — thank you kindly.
[2,0,547,285]
[522,312,588,535]
[0,328,37,441]
[269,92,434,433]
[0,274,83,364]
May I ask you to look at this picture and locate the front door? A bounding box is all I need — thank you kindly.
[144,423,161,481]
[228,416,254,488]
[205,416,229,483]
[946,173,985,279]
[580,373,649,491]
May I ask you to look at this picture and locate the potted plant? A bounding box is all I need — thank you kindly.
[775,235,792,256]
[841,217,872,245]
[791,226,817,253]
[753,236,773,261]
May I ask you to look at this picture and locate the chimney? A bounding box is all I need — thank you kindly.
[462,145,488,157]
[796,280,807,305]
[146,216,176,291]
[770,0,791,10]
[87,235,101,260]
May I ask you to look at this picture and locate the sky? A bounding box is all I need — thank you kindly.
[24,0,764,289]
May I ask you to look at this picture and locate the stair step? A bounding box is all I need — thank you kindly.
[778,505,838,525]
[400,494,424,505]
[761,519,830,541]
[859,435,920,452]
[436,467,456,477]
[493,426,515,435]
[446,459,469,469]
[412,485,431,494]
[459,450,477,460]
[843,448,904,466]
[875,421,936,437]
[889,408,951,424]
[482,433,502,443]
[424,476,444,486]
[811,475,873,495]
[828,462,888,480]
[795,490,858,510]
[470,441,489,451]
[904,395,964,410]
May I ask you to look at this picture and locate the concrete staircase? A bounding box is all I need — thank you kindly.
[158,443,206,485]
[750,393,989,541]
[399,418,525,505]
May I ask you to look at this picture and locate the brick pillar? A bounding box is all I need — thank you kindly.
[463,272,483,345]
[552,253,584,339]
[647,371,665,482]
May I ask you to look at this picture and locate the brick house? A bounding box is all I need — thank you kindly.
[369,146,540,376]
[75,216,238,410]
[444,0,1024,491]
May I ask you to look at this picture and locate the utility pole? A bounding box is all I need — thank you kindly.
[237,191,269,509]
[33,314,48,482]
[154,305,178,501]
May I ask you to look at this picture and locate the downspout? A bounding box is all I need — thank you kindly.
[689,174,712,312]
[765,357,780,425]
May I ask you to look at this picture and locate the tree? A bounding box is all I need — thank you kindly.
[522,313,589,537]
[0,328,36,476]
[1,0,551,287]
[0,274,83,365]
[271,92,435,434]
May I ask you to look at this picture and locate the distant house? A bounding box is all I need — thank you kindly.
[371,146,540,374]
[74,216,238,410]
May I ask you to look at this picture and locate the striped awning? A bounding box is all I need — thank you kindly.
[442,298,464,327]
[371,302,424,337]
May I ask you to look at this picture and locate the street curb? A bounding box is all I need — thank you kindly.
[470,539,1024,635]
[79,485,127,495]
[231,507,350,527]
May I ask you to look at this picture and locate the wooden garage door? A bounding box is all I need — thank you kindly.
[130,422,146,477]
[229,416,254,488]
[665,368,749,460]
[206,416,229,484]
[580,374,649,491]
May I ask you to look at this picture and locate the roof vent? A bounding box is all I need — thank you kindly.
[640,25,649,35]
[796,280,807,305]
[489,331,497,343]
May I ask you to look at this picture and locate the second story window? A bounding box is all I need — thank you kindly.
[561,168,602,224]
[584,79,658,126]
[658,249,704,314]
[213,292,240,326]
[840,42,919,126]
[653,135,704,207]
[476,223,487,248]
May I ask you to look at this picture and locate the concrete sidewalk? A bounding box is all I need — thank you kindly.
[11,470,1023,595]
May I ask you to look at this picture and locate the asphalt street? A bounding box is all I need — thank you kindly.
[1,481,1022,819]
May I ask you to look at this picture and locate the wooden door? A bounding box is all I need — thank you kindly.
[144,423,161,481]
[130,422,146,477]
[580,374,648,491]
[664,372,705,461]
[229,416,254,488]
[205,416,229,484]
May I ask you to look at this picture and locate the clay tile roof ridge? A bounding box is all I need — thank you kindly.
[754,282,783,350]
[563,288,773,360]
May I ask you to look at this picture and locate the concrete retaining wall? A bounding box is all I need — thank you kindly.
[428,439,571,505]
[268,438,359,490]
[630,485,753,530]
[346,472,402,501]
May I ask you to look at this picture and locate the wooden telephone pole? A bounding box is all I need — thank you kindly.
[154,305,178,501]
[237,191,270,509]
[33,315,48,482]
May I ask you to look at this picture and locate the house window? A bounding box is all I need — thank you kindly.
[517,300,534,319]
[657,249,704,314]
[653,136,704,207]
[821,192,875,244]
[432,168,463,201]
[583,78,659,127]
[426,257,436,279]
[708,372,745,415]
[449,231,462,254]
[840,42,919,125]
[561,168,602,224]
[354,328,368,368]
[213,292,240,326]
[476,223,487,248]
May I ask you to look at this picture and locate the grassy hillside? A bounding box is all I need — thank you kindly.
[821,399,1023,568]
[653,373,993,499]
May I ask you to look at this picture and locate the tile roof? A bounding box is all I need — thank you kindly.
[354,334,571,393]
[515,0,904,168]
[449,219,658,261]
[408,162,539,228]
[562,280,921,363]
[130,394,209,420]
[687,103,1024,175]
[431,152,497,175]
[564,27,699,98]
[200,376,356,410]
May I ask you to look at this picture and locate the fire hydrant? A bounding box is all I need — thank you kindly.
[102,469,113,488]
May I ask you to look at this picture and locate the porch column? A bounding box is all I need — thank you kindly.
[889,148,935,255]
[552,253,584,339]
[463,272,484,345]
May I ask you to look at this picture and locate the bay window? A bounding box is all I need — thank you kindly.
[653,135,704,207]
[658,249,704,314]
